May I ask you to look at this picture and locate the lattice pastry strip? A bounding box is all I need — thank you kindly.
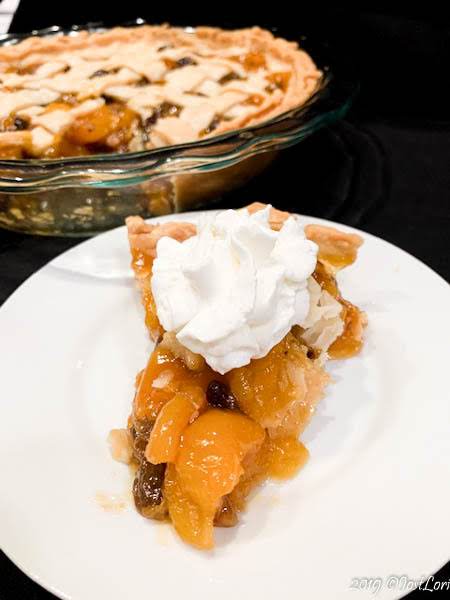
[0,25,322,159]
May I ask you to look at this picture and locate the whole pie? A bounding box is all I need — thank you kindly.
[0,25,321,160]
[108,203,366,549]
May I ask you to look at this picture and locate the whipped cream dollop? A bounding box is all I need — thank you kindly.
[151,206,318,374]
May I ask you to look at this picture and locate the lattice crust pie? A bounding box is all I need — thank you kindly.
[0,26,321,159]
[108,203,366,549]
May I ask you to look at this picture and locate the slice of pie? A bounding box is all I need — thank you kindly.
[0,25,321,159]
[109,203,366,549]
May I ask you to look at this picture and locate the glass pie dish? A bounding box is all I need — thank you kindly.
[0,20,357,236]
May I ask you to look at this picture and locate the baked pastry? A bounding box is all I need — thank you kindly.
[0,25,321,159]
[109,203,366,549]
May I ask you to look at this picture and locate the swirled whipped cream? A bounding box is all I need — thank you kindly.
[151,206,318,374]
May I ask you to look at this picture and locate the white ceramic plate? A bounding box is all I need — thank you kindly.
[1,212,449,600]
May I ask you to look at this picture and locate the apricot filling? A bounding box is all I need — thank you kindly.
[127,331,330,549]
[265,71,292,93]
[0,101,140,159]
[166,410,265,548]
[145,386,206,464]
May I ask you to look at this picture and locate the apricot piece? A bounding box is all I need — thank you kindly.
[0,145,24,159]
[145,386,206,464]
[266,71,291,92]
[227,435,309,514]
[239,51,267,70]
[65,103,137,147]
[244,94,264,106]
[228,436,271,512]
[66,105,117,144]
[165,410,264,547]
[133,346,216,422]
[176,410,265,512]
[227,435,309,502]
[43,101,73,113]
[133,347,184,422]
[227,333,328,432]
[265,436,309,480]
[164,463,215,550]
[46,137,90,158]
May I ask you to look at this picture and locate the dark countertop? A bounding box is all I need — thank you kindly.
[1,5,449,599]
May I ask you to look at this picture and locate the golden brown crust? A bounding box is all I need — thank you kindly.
[126,216,197,341]
[0,25,321,155]
[0,26,302,63]
[245,201,291,230]
[305,224,363,269]
[126,206,364,268]
[126,204,291,267]
[126,215,196,263]
[245,202,363,268]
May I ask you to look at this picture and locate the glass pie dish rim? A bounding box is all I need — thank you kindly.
[0,19,358,190]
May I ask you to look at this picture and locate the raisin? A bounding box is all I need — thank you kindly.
[176,56,197,67]
[206,380,238,410]
[163,56,197,70]
[219,71,242,85]
[214,496,238,527]
[144,101,181,130]
[199,115,221,137]
[158,101,181,118]
[12,116,29,131]
[131,417,167,520]
[144,112,158,128]
[131,419,154,461]
[89,69,110,79]
[133,458,166,515]
[186,91,207,97]
[89,67,119,79]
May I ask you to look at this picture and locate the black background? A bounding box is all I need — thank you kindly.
[1,3,449,599]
